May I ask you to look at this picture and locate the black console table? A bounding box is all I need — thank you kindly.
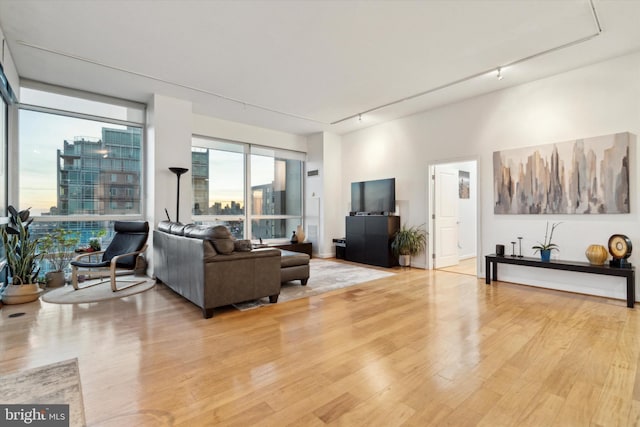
[485,254,636,308]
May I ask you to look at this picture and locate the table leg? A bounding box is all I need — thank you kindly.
[485,257,491,284]
[492,261,498,282]
[627,272,635,308]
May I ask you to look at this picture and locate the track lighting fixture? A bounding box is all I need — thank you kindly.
[331,0,602,125]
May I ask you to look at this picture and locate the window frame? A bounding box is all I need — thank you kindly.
[191,135,305,242]
[17,82,146,223]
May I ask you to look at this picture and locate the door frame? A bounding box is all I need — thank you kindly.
[427,156,482,274]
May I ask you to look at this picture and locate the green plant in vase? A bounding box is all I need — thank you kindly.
[88,228,107,252]
[39,228,80,287]
[1,206,44,304]
[391,224,427,267]
[532,222,561,261]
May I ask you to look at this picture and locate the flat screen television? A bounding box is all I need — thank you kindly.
[351,178,396,214]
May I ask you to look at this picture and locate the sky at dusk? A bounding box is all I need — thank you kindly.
[19,109,125,215]
[20,109,275,216]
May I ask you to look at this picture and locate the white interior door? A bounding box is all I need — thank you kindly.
[434,166,459,268]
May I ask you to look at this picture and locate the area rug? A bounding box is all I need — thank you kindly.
[233,258,395,310]
[42,278,155,304]
[0,358,86,427]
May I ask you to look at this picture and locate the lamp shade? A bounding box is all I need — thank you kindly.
[169,167,189,176]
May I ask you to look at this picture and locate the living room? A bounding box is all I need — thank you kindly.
[2,1,640,426]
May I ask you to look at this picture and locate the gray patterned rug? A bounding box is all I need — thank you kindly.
[234,258,395,310]
[0,358,86,426]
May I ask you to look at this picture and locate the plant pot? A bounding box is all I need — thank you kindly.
[46,271,66,288]
[540,249,551,262]
[399,254,411,267]
[1,283,42,304]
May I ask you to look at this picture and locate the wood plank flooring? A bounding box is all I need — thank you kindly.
[2,264,640,426]
[438,257,477,276]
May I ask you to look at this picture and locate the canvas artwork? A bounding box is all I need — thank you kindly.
[493,132,632,214]
[459,170,470,199]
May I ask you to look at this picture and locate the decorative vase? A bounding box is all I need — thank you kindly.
[399,254,411,267]
[46,271,66,288]
[1,283,42,304]
[540,249,551,262]
[585,244,608,265]
[296,225,305,243]
[290,231,298,243]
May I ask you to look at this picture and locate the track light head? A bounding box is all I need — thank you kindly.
[497,67,503,80]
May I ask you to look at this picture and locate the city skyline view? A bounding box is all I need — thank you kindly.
[20,109,121,215]
[20,110,278,217]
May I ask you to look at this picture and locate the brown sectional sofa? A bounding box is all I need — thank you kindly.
[154,221,281,318]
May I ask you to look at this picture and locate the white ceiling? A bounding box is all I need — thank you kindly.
[1,0,639,136]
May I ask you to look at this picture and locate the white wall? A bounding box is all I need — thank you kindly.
[341,51,640,301]
[306,132,342,258]
[193,113,307,152]
[145,94,193,272]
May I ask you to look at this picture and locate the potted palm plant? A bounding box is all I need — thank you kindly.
[1,206,44,304]
[391,224,427,267]
[39,228,80,287]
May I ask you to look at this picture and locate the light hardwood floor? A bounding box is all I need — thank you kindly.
[438,257,477,276]
[2,265,640,426]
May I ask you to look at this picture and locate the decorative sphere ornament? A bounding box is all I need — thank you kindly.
[585,244,608,265]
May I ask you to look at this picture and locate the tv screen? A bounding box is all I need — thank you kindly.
[351,178,395,214]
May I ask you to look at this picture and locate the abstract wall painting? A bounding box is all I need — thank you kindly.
[459,170,470,199]
[493,132,632,214]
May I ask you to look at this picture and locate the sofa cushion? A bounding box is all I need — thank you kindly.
[158,220,173,233]
[170,223,186,235]
[184,225,216,240]
[212,238,235,254]
[280,249,310,267]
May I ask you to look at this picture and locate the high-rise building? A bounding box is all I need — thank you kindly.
[57,127,141,215]
[192,149,209,215]
[30,126,143,253]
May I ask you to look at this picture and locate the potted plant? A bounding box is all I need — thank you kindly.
[391,224,427,267]
[39,228,80,287]
[0,206,44,304]
[88,228,107,252]
[532,222,561,261]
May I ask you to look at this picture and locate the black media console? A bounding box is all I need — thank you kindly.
[485,254,636,308]
[345,215,400,268]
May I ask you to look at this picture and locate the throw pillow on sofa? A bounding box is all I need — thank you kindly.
[211,226,232,239]
[234,239,252,252]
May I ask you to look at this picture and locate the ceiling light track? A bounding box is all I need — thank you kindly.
[16,40,326,125]
[331,0,603,125]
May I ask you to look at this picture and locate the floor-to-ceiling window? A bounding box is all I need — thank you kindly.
[0,66,14,218]
[250,146,303,241]
[18,83,145,268]
[191,136,304,241]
